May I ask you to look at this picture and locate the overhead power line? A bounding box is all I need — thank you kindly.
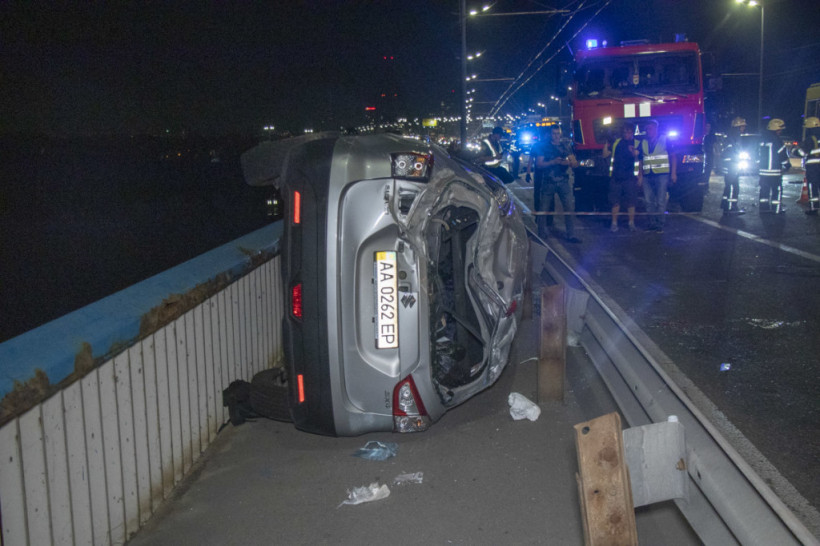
[490,0,612,117]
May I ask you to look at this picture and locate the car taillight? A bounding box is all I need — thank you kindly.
[291,283,303,319]
[297,374,305,403]
[392,376,432,433]
[292,190,301,224]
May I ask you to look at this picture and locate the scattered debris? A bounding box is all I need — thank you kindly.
[338,482,391,507]
[393,472,423,485]
[508,392,541,421]
[720,363,732,372]
[352,440,398,461]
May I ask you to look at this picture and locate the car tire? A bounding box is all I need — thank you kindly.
[249,367,293,422]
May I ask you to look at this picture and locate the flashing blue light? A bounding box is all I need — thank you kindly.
[586,39,598,49]
[520,132,533,143]
[667,130,679,139]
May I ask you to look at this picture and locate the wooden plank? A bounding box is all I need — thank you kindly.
[0,420,27,545]
[19,406,52,545]
[272,260,284,367]
[250,268,261,376]
[153,328,177,498]
[238,275,250,378]
[140,335,164,514]
[63,381,93,545]
[174,315,193,476]
[185,305,208,460]
[228,281,242,380]
[115,351,139,540]
[100,357,125,545]
[538,284,566,402]
[216,290,231,425]
[42,393,72,545]
[203,297,218,443]
[128,344,151,527]
[164,321,184,486]
[261,261,272,369]
[82,370,111,545]
[574,412,638,546]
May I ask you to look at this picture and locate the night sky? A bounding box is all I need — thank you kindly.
[2,0,818,137]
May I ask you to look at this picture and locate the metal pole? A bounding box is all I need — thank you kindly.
[460,0,467,146]
[758,3,764,131]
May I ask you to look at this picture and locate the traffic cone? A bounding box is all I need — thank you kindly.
[797,177,809,204]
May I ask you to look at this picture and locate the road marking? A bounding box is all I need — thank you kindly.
[689,215,820,264]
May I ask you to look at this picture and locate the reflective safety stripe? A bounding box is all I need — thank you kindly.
[641,137,670,174]
[482,139,502,166]
[609,138,640,176]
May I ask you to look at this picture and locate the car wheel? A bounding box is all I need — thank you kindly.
[249,367,293,422]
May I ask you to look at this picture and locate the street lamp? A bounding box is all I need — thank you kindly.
[735,0,764,132]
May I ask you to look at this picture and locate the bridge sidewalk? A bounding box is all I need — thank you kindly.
[126,308,697,545]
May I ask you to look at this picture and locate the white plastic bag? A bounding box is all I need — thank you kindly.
[338,482,391,507]
[508,392,541,421]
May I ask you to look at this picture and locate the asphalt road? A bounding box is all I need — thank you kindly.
[508,168,820,520]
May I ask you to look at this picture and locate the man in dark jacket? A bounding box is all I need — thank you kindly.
[720,117,748,214]
[532,125,581,242]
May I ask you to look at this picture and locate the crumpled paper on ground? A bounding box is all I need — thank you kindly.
[393,472,423,485]
[338,482,391,507]
[508,392,541,421]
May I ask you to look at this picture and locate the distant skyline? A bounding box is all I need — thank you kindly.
[2,1,818,136]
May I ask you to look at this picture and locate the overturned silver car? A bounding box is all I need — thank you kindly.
[242,133,528,436]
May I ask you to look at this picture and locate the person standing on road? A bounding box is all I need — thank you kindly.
[703,121,718,180]
[799,116,820,215]
[606,122,642,232]
[532,125,581,243]
[476,126,514,184]
[640,120,676,232]
[758,118,790,214]
[720,116,748,214]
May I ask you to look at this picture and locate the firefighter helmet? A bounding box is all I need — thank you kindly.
[731,117,747,128]
[804,117,820,128]
[767,118,786,131]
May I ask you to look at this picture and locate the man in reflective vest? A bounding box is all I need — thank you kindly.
[758,118,790,214]
[640,120,676,231]
[476,126,514,184]
[799,116,820,215]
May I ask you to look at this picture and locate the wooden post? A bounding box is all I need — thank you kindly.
[574,412,638,546]
[538,284,565,402]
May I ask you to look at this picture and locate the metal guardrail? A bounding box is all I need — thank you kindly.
[530,232,818,545]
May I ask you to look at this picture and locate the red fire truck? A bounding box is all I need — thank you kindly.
[570,40,709,212]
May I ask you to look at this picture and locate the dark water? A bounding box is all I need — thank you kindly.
[0,135,279,343]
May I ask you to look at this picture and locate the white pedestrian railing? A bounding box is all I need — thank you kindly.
[0,224,284,546]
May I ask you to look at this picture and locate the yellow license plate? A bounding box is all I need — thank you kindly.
[374,251,399,349]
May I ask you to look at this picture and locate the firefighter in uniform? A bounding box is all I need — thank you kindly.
[640,119,676,231]
[721,117,748,214]
[476,126,514,184]
[799,116,820,215]
[758,118,790,213]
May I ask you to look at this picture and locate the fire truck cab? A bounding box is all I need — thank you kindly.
[570,40,709,212]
